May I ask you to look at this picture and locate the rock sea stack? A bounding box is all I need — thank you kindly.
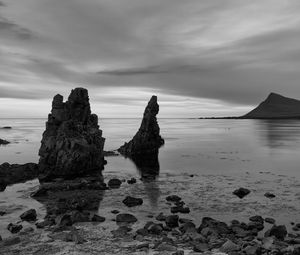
[38,88,106,181]
[118,95,164,156]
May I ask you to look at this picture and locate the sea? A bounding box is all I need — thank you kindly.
[0,118,299,238]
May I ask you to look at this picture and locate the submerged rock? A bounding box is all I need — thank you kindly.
[118,96,164,156]
[38,88,106,181]
[0,139,9,145]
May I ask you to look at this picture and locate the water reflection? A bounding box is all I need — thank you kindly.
[129,153,161,208]
[32,183,105,219]
[254,120,300,149]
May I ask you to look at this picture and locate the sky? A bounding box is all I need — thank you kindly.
[0,0,300,118]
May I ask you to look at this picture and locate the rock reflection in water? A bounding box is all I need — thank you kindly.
[130,152,160,208]
[254,119,300,149]
[31,178,106,223]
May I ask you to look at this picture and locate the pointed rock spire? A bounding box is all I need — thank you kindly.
[118,95,164,156]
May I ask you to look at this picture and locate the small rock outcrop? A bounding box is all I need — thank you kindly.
[118,96,164,156]
[0,163,38,191]
[38,88,106,181]
[0,139,9,145]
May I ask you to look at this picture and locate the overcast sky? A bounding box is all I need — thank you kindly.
[0,0,300,118]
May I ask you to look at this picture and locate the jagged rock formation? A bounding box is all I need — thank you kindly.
[38,88,105,181]
[118,95,164,156]
[243,93,300,119]
[0,163,38,191]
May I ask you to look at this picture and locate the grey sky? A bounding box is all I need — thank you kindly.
[0,0,300,117]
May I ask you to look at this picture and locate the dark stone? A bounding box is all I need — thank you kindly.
[198,217,231,237]
[171,206,190,214]
[38,88,106,182]
[20,209,37,221]
[0,211,6,216]
[233,188,251,198]
[0,139,10,145]
[249,215,264,224]
[166,195,182,202]
[118,96,164,156]
[122,196,143,207]
[156,212,166,221]
[108,178,122,189]
[265,218,276,224]
[1,126,12,129]
[264,192,276,198]
[148,223,163,235]
[116,213,138,223]
[0,162,38,187]
[111,210,120,214]
[7,223,23,234]
[268,225,287,240]
[165,215,179,228]
[127,177,137,184]
[179,222,196,233]
[91,214,105,222]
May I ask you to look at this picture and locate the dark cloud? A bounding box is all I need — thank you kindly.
[0,0,300,117]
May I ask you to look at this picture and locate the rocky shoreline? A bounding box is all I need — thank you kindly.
[0,88,299,254]
[0,179,299,255]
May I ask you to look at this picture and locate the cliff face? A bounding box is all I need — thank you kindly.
[38,88,106,181]
[118,95,164,156]
[243,93,300,119]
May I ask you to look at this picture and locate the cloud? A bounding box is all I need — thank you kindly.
[0,0,300,117]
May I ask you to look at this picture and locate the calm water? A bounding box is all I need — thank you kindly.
[0,118,300,237]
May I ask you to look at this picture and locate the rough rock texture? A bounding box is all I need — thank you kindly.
[0,138,10,145]
[118,96,164,156]
[0,163,38,191]
[38,88,105,181]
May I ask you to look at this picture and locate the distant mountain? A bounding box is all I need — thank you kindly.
[243,92,300,119]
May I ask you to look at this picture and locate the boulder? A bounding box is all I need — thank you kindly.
[264,192,276,198]
[20,209,37,221]
[122,196,143,207]
[7,223,23,234]
[165,215,179,228]
[38,88,106,181]
[118,96,164,156]
[267,225,287,240]
[127,177,137,184]
[166,195,182,202]
[116,213,138,223]
[233,187,251,198]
